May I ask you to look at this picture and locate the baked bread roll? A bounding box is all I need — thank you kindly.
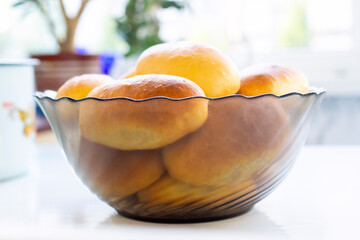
[163,96,289,187]
[137,174,255,210]
[56,74,114,99]
[55,74,114,131]
[138,175,210,207]
[238,65,309,96]
[54,74,114,149]
[134,42,241,97]
[74,137,164,200]
[79,74,208,150]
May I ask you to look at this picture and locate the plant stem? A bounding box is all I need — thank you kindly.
[59,0,90,53]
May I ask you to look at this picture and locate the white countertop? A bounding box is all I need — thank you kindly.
[1,144,359,240]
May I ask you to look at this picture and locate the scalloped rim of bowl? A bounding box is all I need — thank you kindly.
[33,87,326,102]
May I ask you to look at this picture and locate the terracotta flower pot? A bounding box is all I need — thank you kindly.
[32,53,100,91]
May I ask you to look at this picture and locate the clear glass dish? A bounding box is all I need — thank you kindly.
[34,88,325,223]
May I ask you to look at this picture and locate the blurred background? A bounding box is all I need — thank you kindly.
[1,0,359,144]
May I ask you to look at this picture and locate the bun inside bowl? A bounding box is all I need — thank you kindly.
[34,88,325,222]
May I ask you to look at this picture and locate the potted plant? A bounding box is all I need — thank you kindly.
[110,0,184,77]
[116,0,185,57]
[14,0,98,91]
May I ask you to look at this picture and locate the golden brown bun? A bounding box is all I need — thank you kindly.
[238,65,309,96]
[137,174,255,209]
[163,97,289,187]
[134,42,241,97]
[74,137,164,200]
[79,74,209,150]
[56,74,114,99]
[55,74,113,130]
[138,175,210,207]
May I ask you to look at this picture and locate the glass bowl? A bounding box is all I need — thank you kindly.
[34,88,325,223]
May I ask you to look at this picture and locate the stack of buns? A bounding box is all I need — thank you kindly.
[55,41,309,205]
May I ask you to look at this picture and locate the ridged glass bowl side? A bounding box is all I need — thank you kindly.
[34,89,325,222]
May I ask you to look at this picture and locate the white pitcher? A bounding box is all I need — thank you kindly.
[0,59,38,181]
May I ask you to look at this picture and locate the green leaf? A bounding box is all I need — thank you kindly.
[12,1,28,7]
[161,1,184,9]
[12,0,39,8]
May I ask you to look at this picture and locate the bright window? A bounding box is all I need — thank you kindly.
[1,0,359,94]
[159,0,359,94]
[160,0,355,53]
